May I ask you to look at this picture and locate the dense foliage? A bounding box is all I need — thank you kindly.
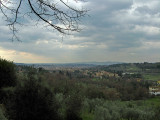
[0,59,160,120]
[9,79,60,120]
[0,106,8,120]
[0,58,16,89]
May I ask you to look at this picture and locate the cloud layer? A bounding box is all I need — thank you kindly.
[0,0,160,63]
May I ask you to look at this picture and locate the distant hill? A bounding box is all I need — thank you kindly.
[15,63,96,70]
[15,61,123,66]
[79,62,124,65]
[15,62,123,70]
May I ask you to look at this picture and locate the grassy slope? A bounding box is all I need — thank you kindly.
[81,96,160,120]
[143,74,160,81]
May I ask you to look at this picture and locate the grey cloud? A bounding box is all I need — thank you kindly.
[0,0,160,63]
[88,0,132,12]
[136,5,160,15]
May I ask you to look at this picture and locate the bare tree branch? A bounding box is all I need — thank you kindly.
[0,0,88,41]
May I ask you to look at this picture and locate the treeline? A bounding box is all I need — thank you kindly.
[0,58,82,120]
[0,58,160,120]
[100,62,160,73]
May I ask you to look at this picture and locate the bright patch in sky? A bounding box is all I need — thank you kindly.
[0,47,53,63]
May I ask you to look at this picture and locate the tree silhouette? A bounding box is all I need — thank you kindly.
[0,0,87,40]
[8,79,61,120]
[0,58,16,89]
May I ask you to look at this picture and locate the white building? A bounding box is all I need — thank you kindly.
[149,86,160,95]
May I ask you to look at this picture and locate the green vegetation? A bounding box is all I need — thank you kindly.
[143,74,160,81]
[0,105,8,120]
[143,97,160,106]
[82,97,160,120]
[9,79,60,120]
[103,62,160,81]
[81,112,94,120]
[0,58,16,89]
[0,58,160,120]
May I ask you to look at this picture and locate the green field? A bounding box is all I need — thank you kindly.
[143,97,160,106]
[143,74,160,81]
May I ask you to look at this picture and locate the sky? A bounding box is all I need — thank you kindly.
[0,0,160,63]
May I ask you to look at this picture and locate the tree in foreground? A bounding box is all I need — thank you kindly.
[7,79,61,120]
[0,58,16,89]
[0,0,87,40]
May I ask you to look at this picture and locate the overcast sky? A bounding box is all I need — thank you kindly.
[0,0,160,63]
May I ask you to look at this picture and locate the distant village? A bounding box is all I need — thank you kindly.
[149,81,160,96]
[17,62,160,96]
